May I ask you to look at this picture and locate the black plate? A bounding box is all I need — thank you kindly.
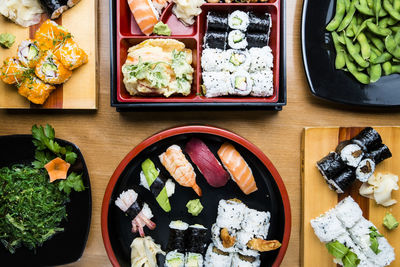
[104,131,289,266]
[302,0,400,107]
[0,135,92,267]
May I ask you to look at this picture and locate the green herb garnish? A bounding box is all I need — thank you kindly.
[369,226,383,254]
[326,241,349,260]
[342,250,360,267]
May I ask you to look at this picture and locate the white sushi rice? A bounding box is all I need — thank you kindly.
[202,72,233,97]
[169,220,189,231]
[185,252,203,267]
[248,46,274,73]
[141,203,154,219]
[334,196,363,229]
[231,253,260,267]
[355,158,375,183]
[211,223,238,253]
[240,208,270,239]
[339,144,364,168]
[235,231,259,257]
[230,70,253,96]
[250,69,274,97]
[201,49,228,72]
[204,244,232,267]
[223,50,251,73]
[216,199,247,229]
[165,250,185,267]
[228,30,248,50]
[228,10,250,31]
[165,179,176,197]
[310,209,347,243]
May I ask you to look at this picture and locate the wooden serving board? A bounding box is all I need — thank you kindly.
[301,127,400,267]
[0,0,97,109]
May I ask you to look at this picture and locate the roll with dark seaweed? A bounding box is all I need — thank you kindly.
[248,12,271,33]
[355,158,375,182]
[207,11,228,31]
[329,168,356,194]
[39,0,69,19]
[316,152,346,181]
[167,220,189,253]
[336,142,364,168]
[351,127,383,151]
[366,144,392,164]
[247,33,270,48]
[204,31,227,50]
[186,224,208,254]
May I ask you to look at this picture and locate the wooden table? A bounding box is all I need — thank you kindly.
[1,0,400,266]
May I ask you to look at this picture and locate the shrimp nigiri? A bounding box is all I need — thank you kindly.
[217,143,258,195]
[159,145,202,196]
[128,0,159,36]
[115,189,156,237]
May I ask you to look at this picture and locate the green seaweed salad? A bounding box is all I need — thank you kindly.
[0,124,85,254]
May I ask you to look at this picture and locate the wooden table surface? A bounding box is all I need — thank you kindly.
[1,0,400,266]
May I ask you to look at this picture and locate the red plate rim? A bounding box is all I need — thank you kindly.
[101,125,291,267]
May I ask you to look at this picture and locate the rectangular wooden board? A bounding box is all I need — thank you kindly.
[301,127,400,267]
[0,0,97,109]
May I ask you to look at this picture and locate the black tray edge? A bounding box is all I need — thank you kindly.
[109,0,287,111]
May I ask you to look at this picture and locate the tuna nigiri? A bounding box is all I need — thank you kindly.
[185,138,230,188]
[115,189,156,237]
[217,142,258,195]
[159,145,202,196]
[128,0,159,36]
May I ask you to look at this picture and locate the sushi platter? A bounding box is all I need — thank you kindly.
[110,0,286,110]
[302,127,400,267]
[101,125,291,266]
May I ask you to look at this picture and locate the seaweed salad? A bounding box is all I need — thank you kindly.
[0,124,85,253]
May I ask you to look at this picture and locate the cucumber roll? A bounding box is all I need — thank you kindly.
[204,31,227,50]
[228,10,249,31]
[351,127,383,151]
[186,224,208,254]
[247,33,269,48]
[204,244,232,267]
[35,51,72,84]
[206,11,228,32]
[228,30,247,50]
[39,0,69,19]
[230,70,252,96]
[185,252,204,267]
[201,49,228,72]
[365,144,392,164]
[248,12,271,33]
[167,220,189,253]
[165,250,185,267]
[140,158,175,212]
[248,46,273,73]
[224,50,251,73]
[17,40,41,68]
[202,72,232,97]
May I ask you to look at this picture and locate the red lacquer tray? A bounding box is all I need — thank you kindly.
[110,1,286,110]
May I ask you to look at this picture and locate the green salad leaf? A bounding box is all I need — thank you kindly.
[326,241,349,259]
[342,251,360,267]
[369,226,383,254]
[58,172,85,195]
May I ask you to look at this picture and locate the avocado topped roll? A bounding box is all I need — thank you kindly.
[35,51,72,84]
[140,158,175,213]
[17,40,42,68]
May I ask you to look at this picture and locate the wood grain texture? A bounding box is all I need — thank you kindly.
[302,127,400,267]
[0,0,97,109]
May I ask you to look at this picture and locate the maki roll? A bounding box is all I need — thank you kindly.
[365,144,392,164]
[247,33,270,48]
[17,40,41,68]
[17,75,55,105]
[329,168,356,193]
[34,20,71,51]
[230,70,252,96]
[351,127,383,151]
[167,220,189,253]
[228,30,247,50]
[316,152,347,181]
[115,189,156,237]
[231,253,260,267]
[228,10,250,31]
[201,49,228,72]
[211,223,237,253]
[248,46,273,73]
[39,0,68,19]
[240,208,270,239]
[186,224,208,254]
[206,11,228,31]
[35,51,72,84]
[216,199,246,230]
[248,12,272,33]
[140,158,175,212]
[204,244,232,267]
[202,72,232,97]
[336,142,364,168]
[53,38,88,70]
[185,252,204,267]
[165,250,185,267]
[355,158,375,182]
[0,57,28,85]
[204,31,227,50]
[250,69,274,97]
[225,50,251,73]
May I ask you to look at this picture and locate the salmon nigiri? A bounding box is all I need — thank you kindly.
[217,142,258,195]
[128,0,159,35]
[159,145,202,196]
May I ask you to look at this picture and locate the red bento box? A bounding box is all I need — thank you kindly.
[110,0,286,110]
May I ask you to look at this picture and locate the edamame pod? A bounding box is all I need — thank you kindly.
[345,35,370,67]
[395,0,400,11]
[366,31,386,51]
[332,32,347,69]
[370,51,393,63]
[345,53,371,83]
[327,0,347,31]
[374,0,382,23]
[369,63,382,82]
[344,0,351,11]
[366,21,392,36]
[383,0,400,20]
[370,44,383,56]
[357,32,372,59]
[382,61,393,74]
[356,1,388,16]
[354,18,374,40]
[338,0,357,31]
[391,64,400,72]
[385,31,400,57]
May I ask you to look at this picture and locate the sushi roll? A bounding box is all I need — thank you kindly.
[329,168,356,194]
[217,143,258,195]
[248,46,273,73]
[211,223,237,253]
[186,224,208,254]
[201,49,228,72]
[316,152,347,181]
[185,138,230,188]
[250,69,274,97]
[231,253,260,267]
[35,51,72,84]
[336,142,364,168]
[39,0,68,19]
[206,11,228,32]
[17,75,56,105]
[355,158,375,183]
[204,244,232,267]
[17,40,42,68]
[34,20,71,51]
[365,144,392,164]
[310,209,347,243]
[247,33,270,48]
[53,38,88,70]
[240,208,270,239]
[185,252,204,267]
[228,10,250,31]
[202,72,233,98]
[159,145,202,197]
[115,189,156,237]
[216,199,247,230]
[167,220,189,253]
[165,250,185,267]
[204,31,227,50]
[351,127,383,151]
[0,57,29,85]
[248,12,272,33]
[140,158,175,212]
[224,50,251,73]
[228,30,248,50]
[334,196,363,229]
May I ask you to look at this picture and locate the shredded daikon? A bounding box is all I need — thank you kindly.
[359,173,399,207]
[0,0,43,27]
[172,0,205,26]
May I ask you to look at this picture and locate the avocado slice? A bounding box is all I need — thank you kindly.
[235,76,247,90]
[28,45,39,60]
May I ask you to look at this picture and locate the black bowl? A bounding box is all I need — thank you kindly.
[302,0,400,107]
[0,135,92,267]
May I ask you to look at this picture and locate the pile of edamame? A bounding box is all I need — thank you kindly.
[327,0,400,84]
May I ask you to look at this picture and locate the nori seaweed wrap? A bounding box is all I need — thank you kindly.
[335,142,364,168]
[365,144,392,164]
[248,12,271,33]
[186,225,208,254]
[39,0,69,19]
[207,11,228,32]
[204,31,227,50]
[247,33,270,47]
[317,152,347,181]
[167,221,189,253]
[351,127,383,151]
[330,168,356,193]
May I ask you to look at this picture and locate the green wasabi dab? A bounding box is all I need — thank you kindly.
[153,22,171,36]
[383,212,399,230]
[0,33,15,48]
[186,199,203,216]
